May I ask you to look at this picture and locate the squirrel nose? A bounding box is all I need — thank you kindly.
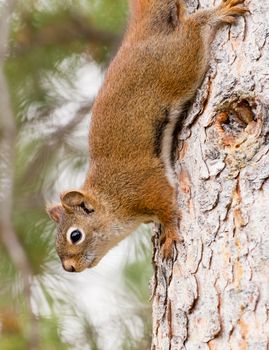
[62,260,76,273]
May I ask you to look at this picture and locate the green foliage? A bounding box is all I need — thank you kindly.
[0,334,27,350]
[121,229,153,349]
[89,0,128,33]
[7,0,126,118]
[39,316,69,350]
[124,251,152,303]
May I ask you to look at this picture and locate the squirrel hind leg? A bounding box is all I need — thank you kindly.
[213,0,248,26]
[191,0,247,28]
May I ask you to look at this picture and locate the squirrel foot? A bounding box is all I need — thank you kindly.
[217,0,248,24]
[160,228,182,260]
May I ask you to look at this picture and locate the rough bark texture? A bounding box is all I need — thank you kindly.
[151,0,269,349]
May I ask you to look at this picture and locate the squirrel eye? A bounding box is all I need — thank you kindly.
[67,227,85,245]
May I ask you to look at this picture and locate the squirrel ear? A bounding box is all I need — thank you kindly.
[46,204,63,223]
[60,190,86,211]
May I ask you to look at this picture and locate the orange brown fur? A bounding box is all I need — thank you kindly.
[47,0,247,272]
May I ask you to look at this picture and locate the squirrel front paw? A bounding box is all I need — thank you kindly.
[160,228,182,260]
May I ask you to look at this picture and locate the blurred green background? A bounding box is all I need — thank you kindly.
[0,1,152,349]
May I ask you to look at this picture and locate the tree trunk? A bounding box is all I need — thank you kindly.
[151,0,269,349]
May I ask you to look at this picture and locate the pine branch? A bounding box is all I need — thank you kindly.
[20,101,93,189]
[11,13,120,59]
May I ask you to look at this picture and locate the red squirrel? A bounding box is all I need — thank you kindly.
[47,0,247,272]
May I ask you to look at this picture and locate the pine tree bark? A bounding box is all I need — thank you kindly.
[151,0,269,349]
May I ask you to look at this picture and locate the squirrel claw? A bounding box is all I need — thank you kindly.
[160,238,174,260]
[217,0,248,24]
[160,233,182,260]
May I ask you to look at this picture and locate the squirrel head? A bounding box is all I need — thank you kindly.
[47,189,128,272]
